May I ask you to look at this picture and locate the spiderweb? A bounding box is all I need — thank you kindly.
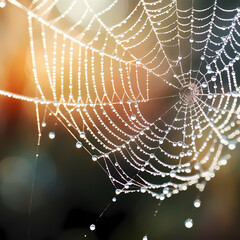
[2,0,240,229]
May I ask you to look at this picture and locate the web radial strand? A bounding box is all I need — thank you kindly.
[5,0,240,198]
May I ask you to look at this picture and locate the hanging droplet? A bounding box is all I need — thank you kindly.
[76,141,82,148]
[80,132,86,138]
[0,0,6,8]
[179,152,184,158]
[159,138,164,144]
[228,142,236,150]
[200,55,205,60]
[189,38,194,43]
[92,155,98,161]
[150,153,155,158]
[170,170,176,178]
[201,82,207,88]
[194,162,200,170]
[187,150,193,156]
[49,132,55,139]
[185,218,193,228]
[90,224,95,231]
[136,59,141,64]
[140,187,147,193]
[193,199,201,208]
[143,236,148,240]
[41,122,46,127]
[115,189,121,195]
[131,114,136,120]
[211,75,217,82]
[112,197,117,202]
[206,64,211,70]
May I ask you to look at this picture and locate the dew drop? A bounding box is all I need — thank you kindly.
[92,155,98,161]
[194,163,200,170]
[115,189,121,195]
[179,152,184,158]
[143,236,148,240]
[131,114,136,120]
[211,75,217,82]
[206,64,211,70]
[228,142,236,150]
[90,224,95,231]
[159,138,164,144]
[42,122,46,127]
[170,170,176,178]
[112,197,117,202]
[150,153,155,158]
[76,141,82,148]
[193,199,201,208]
[201,82,207,88]
[185,218,193,228]
[208,93,213,99]
[80,132,86,138]
[49,132,55,139]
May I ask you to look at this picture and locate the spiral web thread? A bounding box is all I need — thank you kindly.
[2,0,240,201]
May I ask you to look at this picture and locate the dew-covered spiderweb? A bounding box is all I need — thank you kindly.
[1,0,240,234]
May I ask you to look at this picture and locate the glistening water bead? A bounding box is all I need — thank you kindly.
[131,114,136,120]
[90,224,95,231]
[184,218,193,228]
[143,236,148,240]
[49,132,55,139]
[80,132,86,138]
[76,141,82,148]
[201,82,208,88]
[193,199,201,208]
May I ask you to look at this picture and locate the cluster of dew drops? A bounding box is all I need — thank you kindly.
[45,117,201,238]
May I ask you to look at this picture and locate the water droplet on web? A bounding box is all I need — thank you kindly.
[42,122,46,127]
[193,199,201,208]
[131,114,136,120]
[115,189,121,195]
[140,187,147,193]
[211,75,217,82]
[80,132,86,138]
[185,218,193,228]
[92,155,98,161]
[49,132,55,139]
[143,236,148,240]
[76,141,82,148]
[170,170,176,178]
[159,138,164,144]
[112,197,117,202]
[201,82,207,88]
[228,142,236,150]
[90,224,95,231]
